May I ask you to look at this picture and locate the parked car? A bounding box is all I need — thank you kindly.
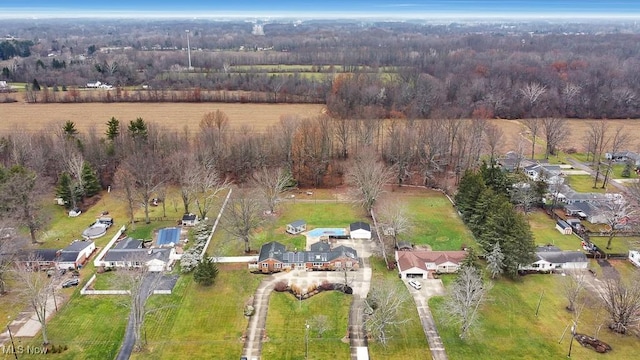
[61,279,79,288]
[408,279,422,290]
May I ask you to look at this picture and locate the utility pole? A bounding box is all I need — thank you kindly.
[305,320,310,359]
[7,324,19,360]
[185,30,192,70]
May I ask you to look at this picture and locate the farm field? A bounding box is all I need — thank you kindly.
[430,273,640,360]
[0,102,324,134]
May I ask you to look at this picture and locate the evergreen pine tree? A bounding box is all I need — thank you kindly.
[461,247,480,270]
[62,120,78,138]
[486,242,505,279]
[81,162,101,197]
[193,257,219,286]
[56,172,80,208]
[105,117,120,141]
[454,170,486,220]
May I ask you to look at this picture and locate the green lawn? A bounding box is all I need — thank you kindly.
[262,291,351,360]
[6,294,129,360]
[209,201,365,256]
[367,257,431,360]
[393,190,474,251]
[527,211,583,251]
[609,163,637,179]
[431,273,640,360]
[131,268,261,359]
[565,175,605,193]
[590,236,634,255]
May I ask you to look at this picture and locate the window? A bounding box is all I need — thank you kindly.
[335,261,342,268]
[262,263,268,268]
[346,261,352,267]
[274,263,281,269]
[312,262,323,266]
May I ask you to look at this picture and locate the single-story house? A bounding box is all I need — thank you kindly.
[286,220,307,235]
[629,250,640,268]
[519,246,588,272]
[556,220,573,235]
[181,213,198,227]
[349,222,372,240]
[255,241,359,273]
[524,163,562,182]
[564,202,608,224]
[101,246,172,272]
[16,249,60,270]
[605,151,640,166]
[56,240,96,270]
[565,218,582,230]
[395,250,468,279]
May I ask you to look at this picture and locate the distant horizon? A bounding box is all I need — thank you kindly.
[2,1,640,20]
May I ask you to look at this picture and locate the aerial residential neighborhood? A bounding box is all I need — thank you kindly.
[2,3,640,360]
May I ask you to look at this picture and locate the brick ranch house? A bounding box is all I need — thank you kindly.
[253,241,359,273]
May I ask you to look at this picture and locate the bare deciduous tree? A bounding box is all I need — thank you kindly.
[0,225,27,294]
[251,167,293,214]
[561,270,587,312]
[445,266,492,339]
[222,188,263,253]
[585,119,610,188]
[346,149,394,215]
[598,275,640,334]
[520,82,547,117]
[194,168,230,221]
[484,122,504,165]
[601,126,629,189]
[0,165,44,243]
[309,314,331,338]
[522,118,540,160]
[378,199,412,249]
[113,257,164,353]
[601,196,635,250]
[114,166,137,225]
[13,259,56,345]
[540,117,570,159]
[510,183,539,214]
[364,279,411,347]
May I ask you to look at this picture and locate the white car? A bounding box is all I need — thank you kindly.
[408,279,422,290]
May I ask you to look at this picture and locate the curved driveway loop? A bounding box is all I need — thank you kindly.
[241,238,374,360]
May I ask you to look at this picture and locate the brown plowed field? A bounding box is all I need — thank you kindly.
[1,102,639,152]
[0,102,325,134]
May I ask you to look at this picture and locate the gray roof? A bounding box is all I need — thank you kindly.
[258,241,358,264]
[19,249,59,262]
[535,246,587,263]
[63,240,94,252]
[349,222,371,232]
[103,248,170,262]
[557,220,571,229]
[289,220,306,227]
[58,251,80,262]
[310,242,331,252]
[113,237,143,250]
[182,213,197,221]
[537,251,587,264]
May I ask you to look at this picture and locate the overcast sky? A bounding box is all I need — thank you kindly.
[2,1,640,19]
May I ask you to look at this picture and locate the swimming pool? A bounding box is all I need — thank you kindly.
[307,228,347,237]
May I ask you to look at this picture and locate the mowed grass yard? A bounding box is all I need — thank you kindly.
[131,268,261,360]
[208,200,367,256]
[0,103,324,135]
[262,291,351,360]
[381,187,474,251]
[3,294,129,360]
[431,273,640,360]
[527,210,583,251]
[367,257,431,360]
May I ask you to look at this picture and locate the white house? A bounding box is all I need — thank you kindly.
[395,250,467,279]
[520,246,588,272]
[349,222,372,240]
[286,220,307,234]
[629,250,640,268]
[605,151,640,166]
[87,81,102,88]
[57,240,96,270]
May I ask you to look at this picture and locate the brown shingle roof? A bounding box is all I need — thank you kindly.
[396,250,467,272]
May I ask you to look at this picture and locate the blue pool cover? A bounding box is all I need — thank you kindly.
[157,227,181,246]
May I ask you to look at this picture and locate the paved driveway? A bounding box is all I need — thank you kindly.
[405,278,448,360]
